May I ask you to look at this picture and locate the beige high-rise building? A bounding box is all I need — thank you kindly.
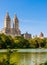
[4,12,11,34]
[13,14,21,36]
[1,12,21,36]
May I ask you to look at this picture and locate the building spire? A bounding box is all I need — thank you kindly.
[6,12,9,16]
[14,14,18,21]
[5,12,10,20]
[4,12,11,33]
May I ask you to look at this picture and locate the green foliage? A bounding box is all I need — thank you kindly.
[13,36,30,48]
[40,61,47,65]
[0,49,16,65]
[0,34,47,49]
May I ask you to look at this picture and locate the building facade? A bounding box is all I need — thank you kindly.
[1,12,21,36]
[22,32,31,39]
[39,32,44,39]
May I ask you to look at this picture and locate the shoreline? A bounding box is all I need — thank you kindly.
[0,48,47,52]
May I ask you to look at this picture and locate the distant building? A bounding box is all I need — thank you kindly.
[33,35,38,38]
[22,32,31,39]
[39,32,44,39]
[0,12,21,36]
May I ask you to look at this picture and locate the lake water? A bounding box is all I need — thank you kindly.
[0,49,47,65]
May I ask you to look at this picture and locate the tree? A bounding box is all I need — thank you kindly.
[14,36,30,48]
[28,38,36,48]
[0,49,16,65]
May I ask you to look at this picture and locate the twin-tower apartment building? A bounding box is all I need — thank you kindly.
[1,12,21,36]
[1,12,43,38]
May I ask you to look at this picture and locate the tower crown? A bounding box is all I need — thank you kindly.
[5,12,10,21]
[3,12,21,36]
[13,14,18,22]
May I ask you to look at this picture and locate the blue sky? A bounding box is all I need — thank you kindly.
[0,0,47,37]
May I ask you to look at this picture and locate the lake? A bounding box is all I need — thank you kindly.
[0,49,47,65]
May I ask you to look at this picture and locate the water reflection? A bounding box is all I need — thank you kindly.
[0,49,47,65]
[11,52,47,65]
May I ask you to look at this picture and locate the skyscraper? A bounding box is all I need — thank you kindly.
[13,14,21,36]
[4,12,11,34]
[1,12,21,36]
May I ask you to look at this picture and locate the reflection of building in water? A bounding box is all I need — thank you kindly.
[20,53,35,65]
[0,12,21,36]
[36,52,43,65]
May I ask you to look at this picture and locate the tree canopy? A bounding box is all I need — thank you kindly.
[0,33,47,49]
